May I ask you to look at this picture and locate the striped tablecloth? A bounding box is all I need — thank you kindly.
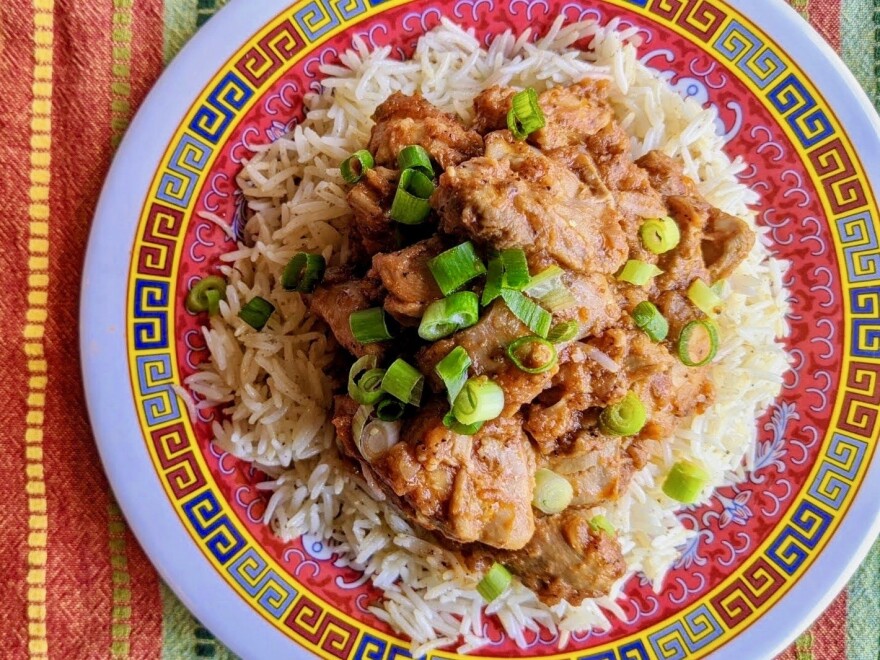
[1,0,877,658]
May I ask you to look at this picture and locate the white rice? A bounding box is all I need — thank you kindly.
[185,18,790,653]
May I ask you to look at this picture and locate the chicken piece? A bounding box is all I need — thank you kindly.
[311,278,385,358]
[369,401,537,549]
[636,150,699,198]
[703,208,755,280]
[434,131,628,273]
[655,195,712,292]
[653,289,701,341]
[531,79,615,150]
[369,92,483,170]
[372,237,444,324]
[346,166,399,256]
[497,510,626,605]
[471,85,515,134]
[558,271,623,337]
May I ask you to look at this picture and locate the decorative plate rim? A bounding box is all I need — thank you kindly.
[80,0,880,658]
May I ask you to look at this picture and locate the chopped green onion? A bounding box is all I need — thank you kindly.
[631,301,669,342]
[500,248,530,290]
[500,289,552,338]
[348,355,386,405]
[477,563,512,602]
[452,376,504,425]
[687,278,723,316]
[349,307,393,344]
[376,398,405,422]
[428,242,487,296]
[482,251,504,306]
[390,168,435,224]
[341,150,374,184]
[678,319,719,367]
[435,346,472,406]
[442,410,483,436]
[381,358,424,406]
[506,336,558,374]
[662,460,710,504]
[524,265,575,312]
[589,515,615,535]
[711,280,727,297]
[532,468,573,514]
[418,291,480,341]
[205,289,222,316]
[599,391,647,436]
[186,275,227,314]
[547,321,578,344]
[352,404,373,444]
[238,296,275,330]
[617,260,663,286]
[282,252,326,292]
[639,216,680,254]
[506,88,545,141]
[397,145,434,177]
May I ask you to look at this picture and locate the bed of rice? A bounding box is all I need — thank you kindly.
[185,17,790,654]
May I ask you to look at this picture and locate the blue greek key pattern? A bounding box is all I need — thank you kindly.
[712,20,785,89]
[580,640,650,660]
[648,604,723,659]
[183,490,246,563]
[354,634,387,660]
[767,501,833,575]
[851,286,880,357]
[156,133,214,209]
[190,71,254,144]
[838,212,880,283]
[767,74,833,148]
[228,548,297,618]
[133,279,169,350]
[807,433,868,509]
[135,354,180,426]
[294,0,342,41]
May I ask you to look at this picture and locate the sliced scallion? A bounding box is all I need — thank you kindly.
[477,563,512,602]
[500,289,552,338]
[418,291,479,341]
[397,145,434,177]
[506,88,545,141]
[282,252,326,292]
[376,398,406,422]
[547,320,578,344]
[435,346,472,406]
[500,248,530,290]
[598,392,647,437]
[687,278,723,316]
[532,468,573,514]
[348,355,386,406]
[482,251,504,306]
[506,336,557,374]
[662,460,710,504]
[452,376,504,426]
[341,150,374,184]
[349,307,393,344]
[381,358,424,406]
[523,265,575,312]
[588,515,615,535]
[631,301,668,342]
[442,410,483,436]
[205,289,222,316]
[186,276,226,314]
[238,296,274,330]
[617,260,663,286]
[678,319,719,367]
[428,241,487,296]
[390,168,435,225]
[639,216,680,254]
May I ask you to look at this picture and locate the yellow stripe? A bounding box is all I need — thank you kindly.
[107,501,132,658]
[25,1,53,658]
[110,0,134,148]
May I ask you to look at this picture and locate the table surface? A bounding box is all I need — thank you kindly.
[1,0,878,658]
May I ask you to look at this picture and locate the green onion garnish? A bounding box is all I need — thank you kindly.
[341,150,374,184]
[662,460,710,504]
[397,145,434,178]
[442,410,483,436]
[598,391,647,437]
[186,275,227,314]
[452,376,504,426]
[349,307,393,344]
[500,289,552,338]
[500,248,530,290]
[687,278,723,317]
[547,320,578,344]
[506,88,545,141]
[588,515,615,535]
[238,296,275,330]
[477,562,512,602]
[506,336,558,374]
[631,301,669,342]
[381,358,424,406]
[428,241,487,296]
[617,260,663,286]
[281,252,326,292]
[639,216,681,254]
[348,355,386,406]
[481,251,504,306]
[390,168,435,225]
[205,289,222,316]
[435,346,472,406]
[532,468,573,514]
[678,319,719,367]
[376,398,405,422]
[523,265,575,312]
[418,291,480,341]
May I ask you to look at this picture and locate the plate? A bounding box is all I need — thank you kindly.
[81,0,880,658]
